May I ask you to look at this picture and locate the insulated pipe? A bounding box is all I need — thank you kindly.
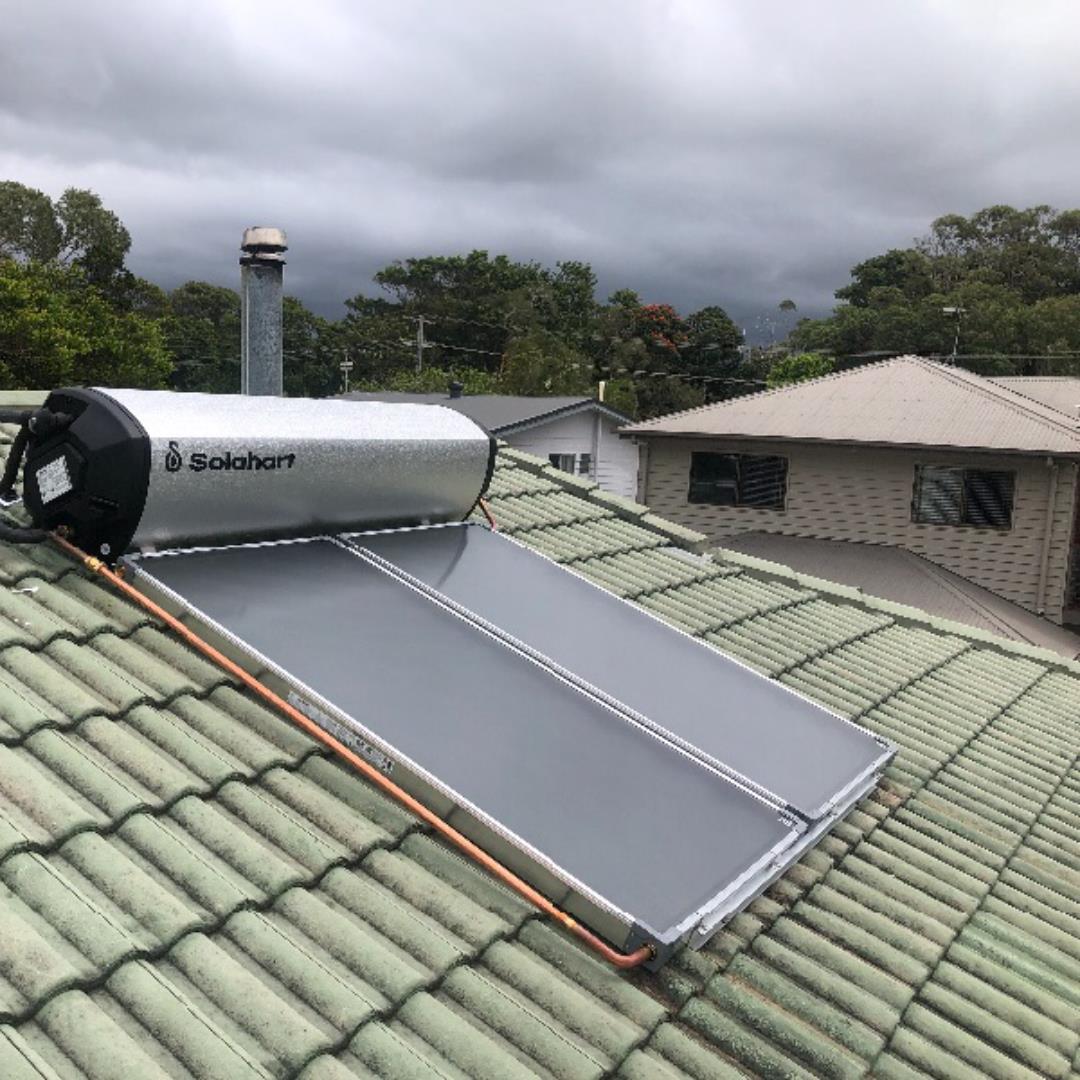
[51,531,653,970]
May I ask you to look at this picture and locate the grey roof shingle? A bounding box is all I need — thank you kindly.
[0,417,1077,1078]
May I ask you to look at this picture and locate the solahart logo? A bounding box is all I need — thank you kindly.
[162,442,296,473]
[165,441,182,472]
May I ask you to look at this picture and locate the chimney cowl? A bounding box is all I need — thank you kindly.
[448,381,465,399]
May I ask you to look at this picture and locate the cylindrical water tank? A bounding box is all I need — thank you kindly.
[21,388,496,558]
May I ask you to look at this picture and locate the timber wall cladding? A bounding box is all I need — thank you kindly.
[639,437,1078,621]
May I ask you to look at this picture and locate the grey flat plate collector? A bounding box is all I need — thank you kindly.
[354,525,889,819]
[129,526,892,956]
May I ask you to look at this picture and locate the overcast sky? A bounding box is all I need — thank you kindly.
[2,1,1079,334]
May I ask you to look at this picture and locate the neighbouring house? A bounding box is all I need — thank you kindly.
[343,387,638,497]
[0,406,1078,1078]
[623,356,1080,628]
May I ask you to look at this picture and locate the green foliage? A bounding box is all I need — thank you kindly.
[0,182,130,288]
[161,281,241,392]
[766,352,834,389]
[354,366,501,395]
[499,331,590,395]
[0,260,171,389]
[794,204,1080,373]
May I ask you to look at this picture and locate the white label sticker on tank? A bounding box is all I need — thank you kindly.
[35,456,73,504]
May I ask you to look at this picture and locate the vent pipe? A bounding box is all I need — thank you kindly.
[448,381,465,399]
[240,227,287,395]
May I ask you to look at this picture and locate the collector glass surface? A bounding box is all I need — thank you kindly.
[134,538,798,939]
[352,524,888,819]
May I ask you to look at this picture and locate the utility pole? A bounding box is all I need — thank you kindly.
[339,350,353,394]
[415,314,426,374]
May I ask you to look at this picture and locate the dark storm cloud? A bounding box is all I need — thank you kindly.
[2,0,1079,331]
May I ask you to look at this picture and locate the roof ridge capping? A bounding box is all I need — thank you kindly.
[620,354,894,432]
[918,356,1080,439]
[622,355,1080,450]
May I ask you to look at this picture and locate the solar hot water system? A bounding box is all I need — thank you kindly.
[3,386,895,968]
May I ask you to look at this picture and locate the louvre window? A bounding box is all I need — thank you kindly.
[548,453,576,474]
[688,452,787,509]
[578,453,592,477]
[912,465,1014,528]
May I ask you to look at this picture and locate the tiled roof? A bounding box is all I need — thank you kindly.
[0,422,1078,1079]
[623,356,1080,455]
[719,531,1080,659]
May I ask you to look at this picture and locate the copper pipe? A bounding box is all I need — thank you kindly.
[477,497,498,531]
[52,532,652,970]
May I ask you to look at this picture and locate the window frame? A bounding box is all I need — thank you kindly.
[548,453,577,474]
[687,451,789,511]
[911,463,1016,531]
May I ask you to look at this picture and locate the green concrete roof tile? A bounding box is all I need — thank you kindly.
[478,937,648,1064]
[44,572,151,635]
[318,865,474,976]
[389,992,543,1080]
[154,934,339,1072]
[0,647,115,725]
[925,961,1077,1070]
[0,443,1076,1076]
[362,839,529,950]
[272,885,432,1003]
[0,543,73,588]
[0,1026,58,1080]
[28,989,175,1079]
[0,744,105,860]
[5,577,127,642]
[643,1021,750,1080]
[177,686,317,763]
[678,992,822,1080]
[338,1020,477,1079]
[51,831,206,945]
[439,964,613,1077]
[900,1000,1051,1080]
[116,812,265,918]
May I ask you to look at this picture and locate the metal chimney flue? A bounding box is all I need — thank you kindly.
[240,226,287,395]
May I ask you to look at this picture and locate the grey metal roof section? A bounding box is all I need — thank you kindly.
[719,531,1080,659]
[352,524,891,819]
[623,356,1080,455]
[989,376,1080,420]
[342,392,629,434]
[127,537,801,949]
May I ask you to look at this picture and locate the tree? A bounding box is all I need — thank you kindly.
[766,352,834,389]
[0,182,131,288]
[161,281,241,392]
[790,204,1080,372]
[0,260,171,389]
[498,331,590,395]
[283,297,340,397]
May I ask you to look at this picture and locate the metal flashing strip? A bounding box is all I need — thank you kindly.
[124,537,809,952]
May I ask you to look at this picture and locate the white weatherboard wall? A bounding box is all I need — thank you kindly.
[506,411,639,498]
[638,436,1079,623]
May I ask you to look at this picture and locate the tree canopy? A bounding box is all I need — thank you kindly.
[791,204,1080,373]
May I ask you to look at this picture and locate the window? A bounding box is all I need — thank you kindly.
[688,452,787,509]
[548,453,576,474]
[912,465,1015,529]
[578,453,592,477]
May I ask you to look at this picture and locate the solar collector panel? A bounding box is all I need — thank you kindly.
[130,537,800,945]
[351,524,890,820]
